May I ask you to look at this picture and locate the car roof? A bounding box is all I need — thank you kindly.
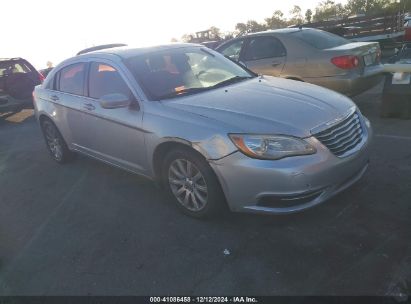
[249,28,301,35]
[0,57,25,62]
[78,43,203,59]
[245,27,312,37]
[215,28,313,49]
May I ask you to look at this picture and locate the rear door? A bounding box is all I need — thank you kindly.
[241,36,286,76]
[46,62,89,147]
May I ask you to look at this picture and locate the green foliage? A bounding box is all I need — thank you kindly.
[181,34,193,43]
[345,0,392,15]
[180,0,408,41]
[404,0,411,11]
[265,10,288,29]
[313,0,347,22]
[289,5,304,25]
[209,26,222,40]
[305,9,313,23]
[235,20,267,34]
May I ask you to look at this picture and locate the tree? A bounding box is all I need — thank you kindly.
[313,0,346,22]
[265,10,287,29]
[246,20,267,33]
[345,0,391,15]
[170,38,178,42]
[235,22,247,34]
[209,26,222,40]
[181,34,193,42]
[402,0,411,11]
[305,9,313,23]
[289,5,304,25]
[235,20,266,34]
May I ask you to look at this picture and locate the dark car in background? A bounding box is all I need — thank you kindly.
[216,28,383,96]
[0,57,44,112]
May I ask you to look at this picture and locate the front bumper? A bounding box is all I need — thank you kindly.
[210,118,372,214]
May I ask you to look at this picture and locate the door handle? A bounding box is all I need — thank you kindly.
[50,95,59,101]
[272,62,281,67]
[83,103,95,111]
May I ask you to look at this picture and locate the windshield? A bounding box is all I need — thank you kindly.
[291,29,349,50]
[125,47,255,100]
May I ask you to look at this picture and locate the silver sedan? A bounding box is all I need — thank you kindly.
[216,28,383,96]
[33,44,372,218]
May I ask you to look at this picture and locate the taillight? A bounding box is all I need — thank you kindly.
[331,55,359,69]
[38,72,45,83]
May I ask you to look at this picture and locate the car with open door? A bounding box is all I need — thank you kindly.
[0,57,44,112]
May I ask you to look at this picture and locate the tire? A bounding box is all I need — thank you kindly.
[40,119,74,164]
[162,148,226,218]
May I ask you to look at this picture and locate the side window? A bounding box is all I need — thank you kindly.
[13,63,31,73]
[0,62,31,75]
[218,40,244,61]
[59,63,86,95]
[45,76,54,90]
[88,62,132,99]
[243,36,286,61]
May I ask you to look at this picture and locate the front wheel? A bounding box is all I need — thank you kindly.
[162,148,226,218]
[41,119,74,163]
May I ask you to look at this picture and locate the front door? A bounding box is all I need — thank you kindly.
[79,61,147,174]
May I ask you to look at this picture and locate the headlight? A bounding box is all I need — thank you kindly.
[229,134,316,160]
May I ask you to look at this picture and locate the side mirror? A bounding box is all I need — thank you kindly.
[99,93,131,109]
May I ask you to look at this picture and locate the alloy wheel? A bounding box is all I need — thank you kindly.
[168,159,208,212]
[44,123,63,161]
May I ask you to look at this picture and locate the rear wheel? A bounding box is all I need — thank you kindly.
[162,148,226,218]
[41,119,74,163]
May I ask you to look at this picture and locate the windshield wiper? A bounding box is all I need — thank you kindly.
[212,76,254,89]
[158,87,212,100]
[158,76,254,100]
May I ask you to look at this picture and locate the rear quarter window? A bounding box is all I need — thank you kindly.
[291,29,349,49]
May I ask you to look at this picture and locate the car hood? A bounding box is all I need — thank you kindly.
[162,76,355,138]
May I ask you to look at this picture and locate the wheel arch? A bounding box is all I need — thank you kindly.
[38,113,53,124]
[38,114,71,148]
[152,140,208,182]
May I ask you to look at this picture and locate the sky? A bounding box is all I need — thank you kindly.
[1,0,347,69]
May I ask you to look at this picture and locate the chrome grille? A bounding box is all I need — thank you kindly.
[314,112,364,157]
